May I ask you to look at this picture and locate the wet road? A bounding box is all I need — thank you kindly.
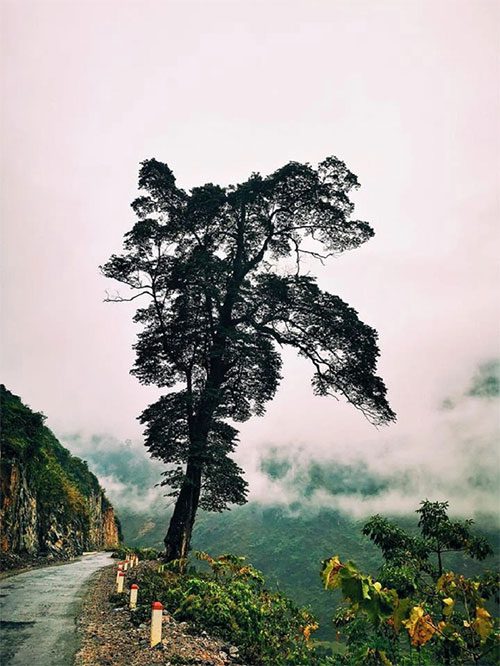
[0,552,112,666]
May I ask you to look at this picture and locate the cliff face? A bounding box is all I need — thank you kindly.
[0,385,121,565]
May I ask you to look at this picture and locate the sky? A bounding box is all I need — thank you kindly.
[1,0,499,516]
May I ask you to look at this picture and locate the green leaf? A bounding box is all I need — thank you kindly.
[392,597,412,632]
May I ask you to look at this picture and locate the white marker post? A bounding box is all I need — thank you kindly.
[116,563,123,584]
[129,584,139,609]
[117,571,125,594]
[150,601,163,647]
[123,560,128,572]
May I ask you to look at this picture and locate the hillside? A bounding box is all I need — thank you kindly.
[118,503,499,641]
[0,385,121,569]
[62,421,499,641]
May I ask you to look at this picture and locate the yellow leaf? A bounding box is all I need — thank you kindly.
[403,607,436,647]
[323,556,343,590]
[473,606,493,641]
[302,622,319,641]
[443,598,455,616]
[437,573,454,591]
[402,606,424,632]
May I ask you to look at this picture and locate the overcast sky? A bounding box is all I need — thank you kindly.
[1,0,499,514]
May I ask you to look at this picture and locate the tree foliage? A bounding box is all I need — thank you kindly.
[102,156,395,558]
[363,500,493,588]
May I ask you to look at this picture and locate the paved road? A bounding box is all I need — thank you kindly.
[0,552,112,666]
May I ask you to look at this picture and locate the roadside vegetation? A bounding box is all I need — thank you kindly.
[123,551,319,665]
[112,501,499,665]
[321,501,499,665]
[0,385,121,561]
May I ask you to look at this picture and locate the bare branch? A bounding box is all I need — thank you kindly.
[104,289,152,303]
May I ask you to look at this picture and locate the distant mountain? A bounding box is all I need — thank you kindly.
[0,386,121,570]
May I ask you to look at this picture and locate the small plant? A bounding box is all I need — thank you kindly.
[108,592,127,606]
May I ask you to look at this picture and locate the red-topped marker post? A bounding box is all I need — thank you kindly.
[129,584,139,609]
[150,601,163,646]
[117,571,125,594]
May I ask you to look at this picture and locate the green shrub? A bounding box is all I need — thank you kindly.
[130,552,320,665]
[321,502,500,665]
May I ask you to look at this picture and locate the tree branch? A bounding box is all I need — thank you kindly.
[104,289,152,302]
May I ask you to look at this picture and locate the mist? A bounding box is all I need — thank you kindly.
[1,1,498,417]
[61,433,167,514]
[61,360,500,522]
[242,359,500,517]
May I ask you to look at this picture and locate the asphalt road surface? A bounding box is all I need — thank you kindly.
[0,552,112,666]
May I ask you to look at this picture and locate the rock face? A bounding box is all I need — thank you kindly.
[0,385,121,564]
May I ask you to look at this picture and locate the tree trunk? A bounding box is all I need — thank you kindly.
[164,457,202,564]
[163,257,244,563]
[163,377,225,563]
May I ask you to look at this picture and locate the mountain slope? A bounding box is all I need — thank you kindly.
[0,385,121,568]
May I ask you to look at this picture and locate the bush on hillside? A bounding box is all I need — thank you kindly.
[130,552,320,665]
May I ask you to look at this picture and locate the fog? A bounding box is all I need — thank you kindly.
[2,0,499,518]
[60,360,499,519]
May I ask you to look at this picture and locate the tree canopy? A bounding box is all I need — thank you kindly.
[102,155,396,559]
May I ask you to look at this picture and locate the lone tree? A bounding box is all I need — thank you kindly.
[102,156,396,561]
